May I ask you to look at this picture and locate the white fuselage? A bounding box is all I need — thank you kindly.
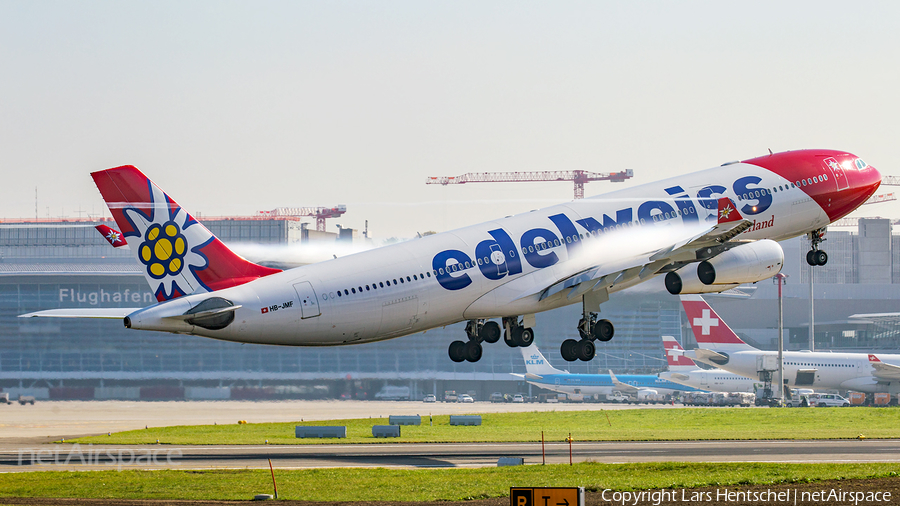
[658,369,760,393]
[128,162,830,345]
[699,350,900,394]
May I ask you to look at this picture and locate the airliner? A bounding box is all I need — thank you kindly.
[681,295,900,394]
[511,345,700,398]
[657,335,759,393]
[21,150,881,363]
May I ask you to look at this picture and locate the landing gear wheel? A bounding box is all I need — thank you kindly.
[593,319,614,342]
[813,250,828,266]
[463,340,483,362]
[481,321,501,343]
[560,339,579,362]
[577,339,595,361]
[448,340,467,363]
[519,328,535,347]
[506,327,523,347]
[806,250,817,266]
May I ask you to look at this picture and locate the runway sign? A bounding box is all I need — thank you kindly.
[510,487,584,506]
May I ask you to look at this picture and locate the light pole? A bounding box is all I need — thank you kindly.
[774,273,788,405]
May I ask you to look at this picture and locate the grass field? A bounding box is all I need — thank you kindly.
[69,408,900,445]
[1,463,898,501]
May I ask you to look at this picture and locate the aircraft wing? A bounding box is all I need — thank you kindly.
[868,355,900,381]
[18,308,140,319]
[608,370,641,394]
[534,198,752,303]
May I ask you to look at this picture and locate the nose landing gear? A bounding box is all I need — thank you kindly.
[806,228,828,266]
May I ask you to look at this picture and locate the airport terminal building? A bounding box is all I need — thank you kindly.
[1,216,899,401]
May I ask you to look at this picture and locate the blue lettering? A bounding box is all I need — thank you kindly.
[520,228,559,268]
[432,250,472,290]
[637,200,676,223]
[577,207,633,234]
[696,185,727,222]
[475,229,521,280]
[664,185,699,224]
[733,176,771,215]
[548,214,580,256]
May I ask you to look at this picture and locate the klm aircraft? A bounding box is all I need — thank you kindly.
[511,344,703,400]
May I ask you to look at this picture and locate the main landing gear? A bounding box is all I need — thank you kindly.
[560,312,614,362]
[806,228,828,266]
[448,318,502,363]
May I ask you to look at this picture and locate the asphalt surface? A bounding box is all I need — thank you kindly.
[1,439,898,472]
[1,400,897,472]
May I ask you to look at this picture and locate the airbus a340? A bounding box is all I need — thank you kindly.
[21,150,880,363]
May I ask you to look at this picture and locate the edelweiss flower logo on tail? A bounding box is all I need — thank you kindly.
[121,180,213,301]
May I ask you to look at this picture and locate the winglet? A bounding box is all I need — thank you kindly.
[717,197,743,224]
[96,224,128,248]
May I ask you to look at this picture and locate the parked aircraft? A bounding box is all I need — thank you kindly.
[512,344,699,398]
[682,295,900,394]
[657,335,759,393]
[21,150,880,363]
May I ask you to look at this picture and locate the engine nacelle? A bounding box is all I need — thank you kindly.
[665,239,783,294]
[697,239,784,285]
[665,268,739,295]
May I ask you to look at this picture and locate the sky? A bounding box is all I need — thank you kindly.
[1,1,899,239]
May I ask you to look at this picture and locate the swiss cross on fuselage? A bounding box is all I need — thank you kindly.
[693,309,719,335]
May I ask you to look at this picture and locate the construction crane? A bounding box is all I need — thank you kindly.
[863,192,897,205]
[426,169,634,199]
[882,175,900,186]
[258,205,347,232]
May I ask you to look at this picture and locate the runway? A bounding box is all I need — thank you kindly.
[2,439,898,472]
[1,400,897,472]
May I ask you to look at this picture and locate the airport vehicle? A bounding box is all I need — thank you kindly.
[657,335,760,393]
[512,394,525,403]
[809,393,851,407]
[374,385,410,401]
[443,391,458,402]
[512,344,701,397]
[606,391,630,403]
[682,296,900,394]
[21,151,880,363]
[457,394,474,403]
[17,395,35,405]
[423,394,436,403]
[489,392,505,403]
[0,393,9,405]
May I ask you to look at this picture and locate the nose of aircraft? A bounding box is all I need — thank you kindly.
[833,157,882,220]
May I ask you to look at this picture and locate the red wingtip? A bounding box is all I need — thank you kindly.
[716,197,743,224]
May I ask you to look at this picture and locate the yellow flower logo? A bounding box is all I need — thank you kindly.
[139,221,188,279]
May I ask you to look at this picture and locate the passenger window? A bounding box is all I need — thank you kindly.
[823,174,827,181]
[351,288,356,294]
[399,278,404,283]
[427,272,432,277]
[344,289,349,295]
[322,294,327,300]
[802,180,807,186]
[477,258,483,266]
[554,239,560,246]
[380,282,384,288]
[413,274,418,280]
[439,268,444,275]
[337,291,342,297]
[406,276,411,282]
[358,286,362,292]
[393,279,397,285]
[330,292,335,298]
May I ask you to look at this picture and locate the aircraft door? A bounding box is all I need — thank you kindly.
[292,281,321,319]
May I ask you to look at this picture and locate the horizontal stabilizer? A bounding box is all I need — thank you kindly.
[693,348,730,363]
[669,372,691,381]
[868,354,900,381]
[19,308,140,319]
[525,373,544,380]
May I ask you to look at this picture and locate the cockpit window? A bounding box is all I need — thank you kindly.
[856,159,868,169]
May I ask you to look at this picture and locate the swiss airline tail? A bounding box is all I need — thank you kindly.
[662,335,697,371]
[680,295,755,351]
[91,166,281,302]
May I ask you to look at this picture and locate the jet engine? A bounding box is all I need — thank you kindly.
[665,239,784,295]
